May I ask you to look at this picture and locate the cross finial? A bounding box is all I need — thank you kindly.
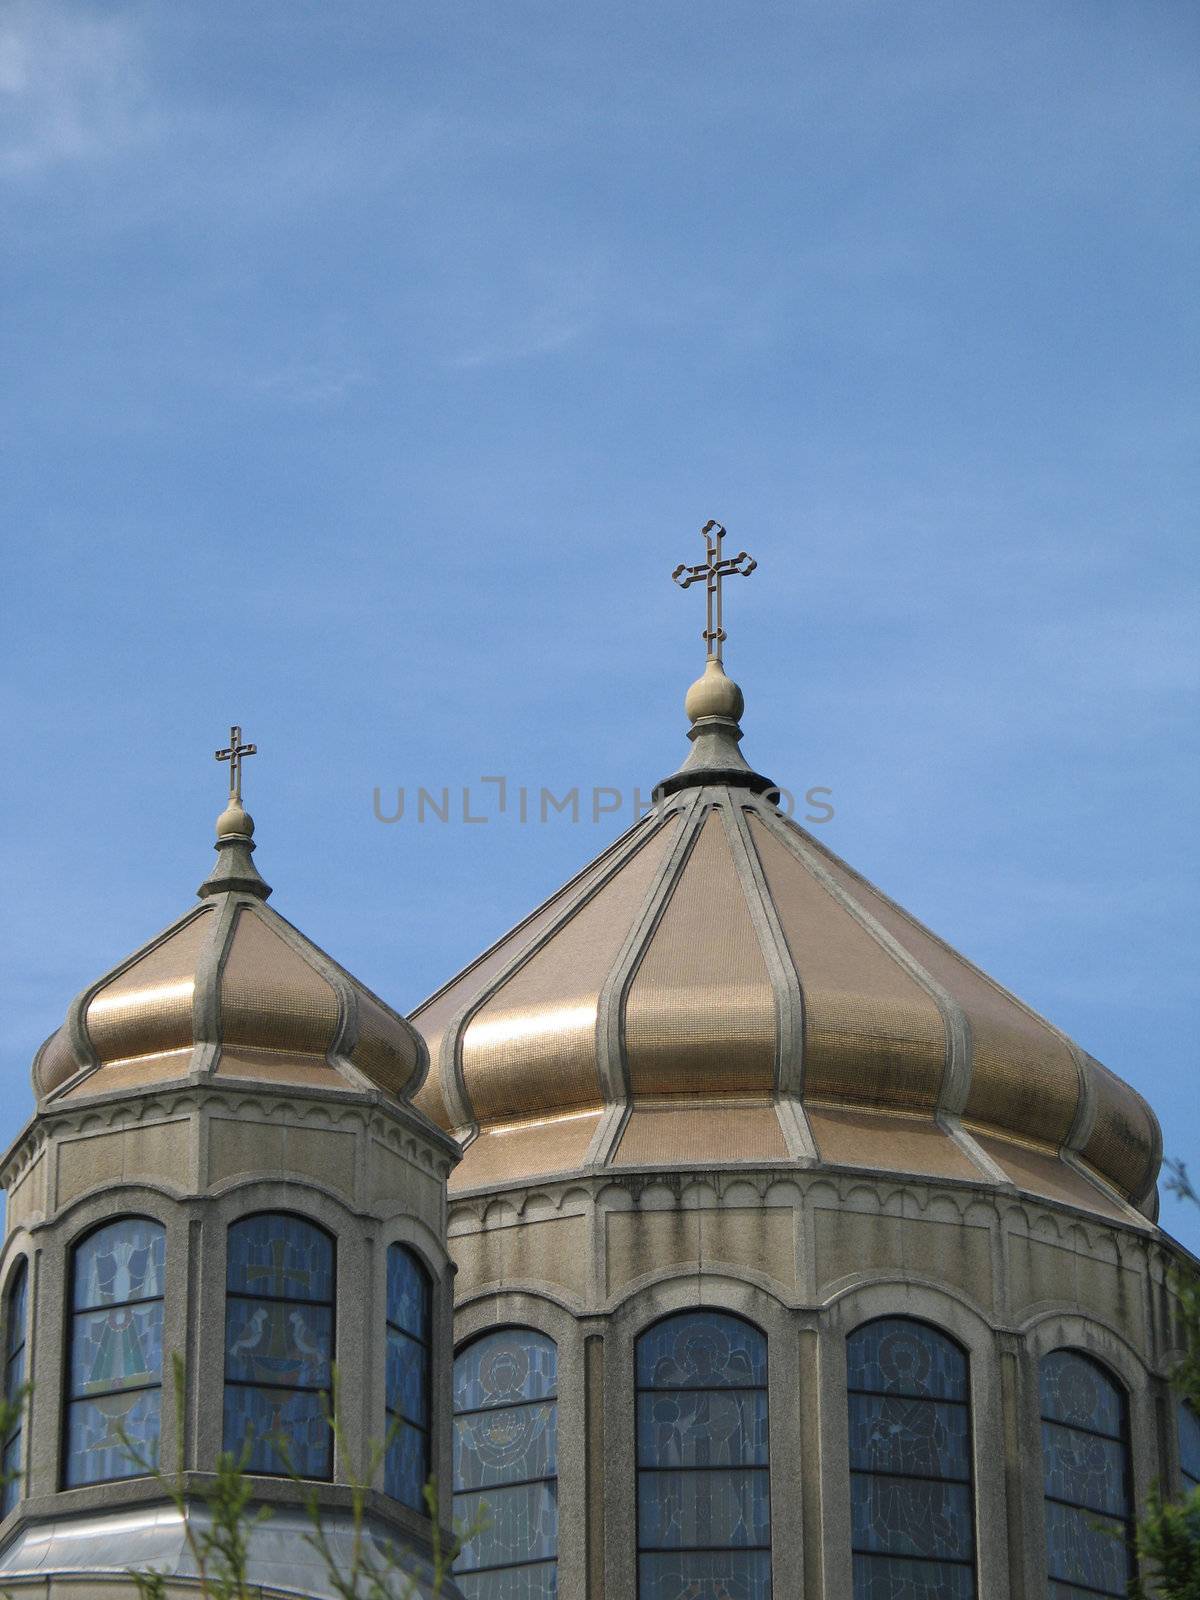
[215,724,257,804]
[671,520,757,667]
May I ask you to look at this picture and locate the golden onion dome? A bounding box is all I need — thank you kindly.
[412,660,1161,1224]
[34,798,425,1104]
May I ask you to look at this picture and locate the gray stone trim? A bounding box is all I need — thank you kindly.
[190,891,240,1077]
[585,789,704,1169]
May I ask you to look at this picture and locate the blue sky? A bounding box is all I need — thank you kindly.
[2,0,1197,1248]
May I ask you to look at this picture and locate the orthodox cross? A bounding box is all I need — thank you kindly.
[215,724,257,803]
[671,520,757,666]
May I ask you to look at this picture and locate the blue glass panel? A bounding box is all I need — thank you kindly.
[73,1220,165,1310]
[847,1322,966,1403]
[2,1430,21,1516]
[1043,1499,1131,1595]
[849,1395,970,1483]
[852,1553,975,1600]
[1178,1402,1200,1488]
[387,1327,429,1427]
[226,1216,333,1303]
[851,1475,973,1563]
[387,1247,430,1340]
[455,1564,557,1600]
[384,1417,427,1512]
[222,1384,330,1477]
[637,1390,769,1469]
[1041,1420,1131,1517]
[453,1481,559,1571]
[454,1330,557,1412]
[6,1266,27,1362]
[224,1298,331,1388]
[638,1468,770,1551]
[5,1344,24,1401]
[639,1550,771,1600]
[455,1401,558,1490]
[637,1313,767,1390]
[1038,1351,1124,1439]
[64,1389,161,1487]
[70,1302,164,1397]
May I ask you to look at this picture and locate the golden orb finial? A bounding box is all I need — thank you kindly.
[685,656,745,724]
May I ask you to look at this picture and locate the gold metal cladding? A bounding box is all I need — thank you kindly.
[411,831,632,1131]
[967,1128,1132,1224]
[218,906,339,1057]
[351,987,422,1099]
[806,1103,979,1181]
[449,1109,603,1191]
[215,723,256,803]
[85,911,214,1066]
[1080,1056,1158,1200]
[803,834,1084,1147]
[461,823,676,1124]
[624,809,776,1099]
[748,815,946,1113]
[612,1099,788,1165]
[671,519,757,668]
[33,1024,85,1098]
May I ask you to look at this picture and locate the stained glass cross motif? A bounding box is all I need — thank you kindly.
[215,724,257,803]
[671,520,757,668]
[245,1237,309,1300]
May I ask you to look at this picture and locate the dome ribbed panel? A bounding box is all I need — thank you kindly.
[350,988,423,1099]
[748,815,946,1112]
[804,835,1082,1146]
[86,910,214,1065]
[1080,1056,1158,1200]
[462,820,676,1122]
[218,908,338,1058]
[624,809,775,1099]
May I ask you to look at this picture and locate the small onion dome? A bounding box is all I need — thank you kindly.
[411,671,1161,1225]
[33,802,426,1105]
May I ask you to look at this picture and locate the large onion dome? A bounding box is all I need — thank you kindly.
[34,793,425,1104]
[412,656,1161,1223]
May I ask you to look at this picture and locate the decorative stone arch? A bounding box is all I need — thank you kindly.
[819,1276,1009,1600]
[601,1269,805,1600]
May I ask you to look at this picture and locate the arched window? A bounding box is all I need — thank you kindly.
[846,1317,975,1599]
[385,1244,431,1512]
[452,1328,558,1597]
[1180,1403,1200,1494]
[64,1218,165,1488]
[636,1311,771,1600]
[2,1262,28,1515]
[1040,1349,1134,1597]
[223,1214,334,1479]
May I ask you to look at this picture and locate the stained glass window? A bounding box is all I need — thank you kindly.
[223,1213,335,1479]
[453,1328,559,1598]
[3,1261,28,1515]
[846,1317,976,1600]
[64,1218,165,1488]
[385,1245,432,1512]
[636,1310,771,1600]
[1180,1404,1200,1493]
[1040,1348,1134,1598]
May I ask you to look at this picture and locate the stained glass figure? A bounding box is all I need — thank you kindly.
[385,1245,432,1512]
[846,1317,976,1600]
[1180,1403,1200,1493]
[453,1328,559,1598]
[636,1311,771,1600]
[64,1218,165,1488]
[223,1214,335,1479]
[1039,1349,1134,1597]
[3,1261,28,1515]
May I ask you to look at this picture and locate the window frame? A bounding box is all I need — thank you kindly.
[384,1242,432,1512]
[2,1259,29,1516]
[845,1313,978,1599]
[451,1322,560,1594]
[634,1307,772,1600]
[60,1214,166,1490]
[222,1209,337,1482]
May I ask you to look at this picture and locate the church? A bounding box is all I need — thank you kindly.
[0,526,1195,1599]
